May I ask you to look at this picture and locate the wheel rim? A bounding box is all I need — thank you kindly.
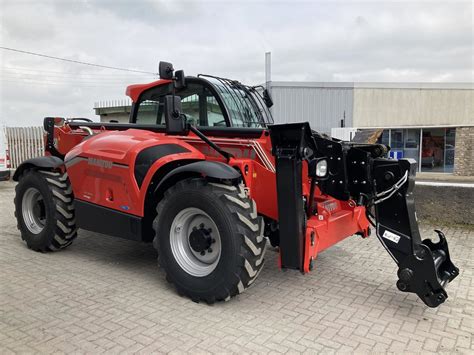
[22,187,47,234]
[170,207,222,277]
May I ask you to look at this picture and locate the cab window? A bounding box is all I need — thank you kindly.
[134,82,227,127]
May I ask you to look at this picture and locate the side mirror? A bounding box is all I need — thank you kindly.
[175,70,186,89]
[43,117,65,130]
[159,61,174,80]
[164,95,188,135]
[263,89,274,108]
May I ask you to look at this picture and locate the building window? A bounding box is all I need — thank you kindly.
[380,130,390,146]
[445,128,456,173]
[403,129,421,164]
[388,129,404,159]
[385,129,421,166]
[377,127,456,173]
[421,128,454,172]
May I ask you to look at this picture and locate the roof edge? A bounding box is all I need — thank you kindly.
[270,81,474,90]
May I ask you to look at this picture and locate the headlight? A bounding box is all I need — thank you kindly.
[316,159,328,177]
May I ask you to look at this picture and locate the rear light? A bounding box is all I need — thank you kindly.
[6,149,11,169]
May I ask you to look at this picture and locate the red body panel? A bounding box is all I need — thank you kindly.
[303,200,370,273]
[65,129,205,216]
[54,124,370,273]
[48,77,370,274]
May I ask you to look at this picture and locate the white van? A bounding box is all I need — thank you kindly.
[0,126,11,181]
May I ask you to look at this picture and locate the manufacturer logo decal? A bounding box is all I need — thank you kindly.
[382,230,401,243]
[322,201,338,212]
[88,158,113,169]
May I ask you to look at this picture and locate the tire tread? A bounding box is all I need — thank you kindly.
[154,179,267,303]
[14,169,77,252]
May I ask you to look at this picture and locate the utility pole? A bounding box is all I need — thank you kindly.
[265,52,271,94]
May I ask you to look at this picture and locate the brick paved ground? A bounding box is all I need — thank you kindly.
[0,181,472,353]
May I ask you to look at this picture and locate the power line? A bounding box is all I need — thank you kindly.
[2,72,155,83]
[3,66,156,77]
[0,46,157,75]
[1,78,133,88]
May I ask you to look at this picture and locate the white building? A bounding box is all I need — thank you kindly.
[270,82,473,175]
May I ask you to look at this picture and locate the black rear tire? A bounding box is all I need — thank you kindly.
[14,170,77,252]
[153,178,266,303]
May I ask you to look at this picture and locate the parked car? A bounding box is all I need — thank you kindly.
[0,127,11,181]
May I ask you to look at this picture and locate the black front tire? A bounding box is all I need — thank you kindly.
[154,178,266,303]
[14,170,77,252]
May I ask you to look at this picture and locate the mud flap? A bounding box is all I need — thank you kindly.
[373,158,459,307]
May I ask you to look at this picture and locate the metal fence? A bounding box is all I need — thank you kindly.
[6,127,44,169]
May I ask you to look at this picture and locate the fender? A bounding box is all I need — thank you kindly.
[136,160,242,242]
[154,161,241,194]
[13,156,64,181]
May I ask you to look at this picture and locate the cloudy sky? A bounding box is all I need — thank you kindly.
[0,0,472,126]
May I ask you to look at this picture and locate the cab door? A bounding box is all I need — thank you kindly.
[131,79,229,128]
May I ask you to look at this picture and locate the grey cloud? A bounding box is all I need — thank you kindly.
[0,0,472,126]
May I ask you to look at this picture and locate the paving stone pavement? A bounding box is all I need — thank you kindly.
[0,181,473,354]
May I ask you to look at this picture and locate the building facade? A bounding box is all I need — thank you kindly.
[94,99,132,124]
[270,82,473,176]
[94,82,473,176]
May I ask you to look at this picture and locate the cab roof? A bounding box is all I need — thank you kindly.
[125,79,173,102]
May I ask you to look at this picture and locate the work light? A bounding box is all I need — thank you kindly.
[316,159,328,177]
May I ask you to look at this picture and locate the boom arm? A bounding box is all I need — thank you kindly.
[372,158,459,307]
[269,123,459,307]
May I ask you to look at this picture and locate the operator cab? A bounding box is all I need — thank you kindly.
[128,63,273,129]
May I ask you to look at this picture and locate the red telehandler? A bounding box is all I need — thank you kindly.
[13,62,458,306]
